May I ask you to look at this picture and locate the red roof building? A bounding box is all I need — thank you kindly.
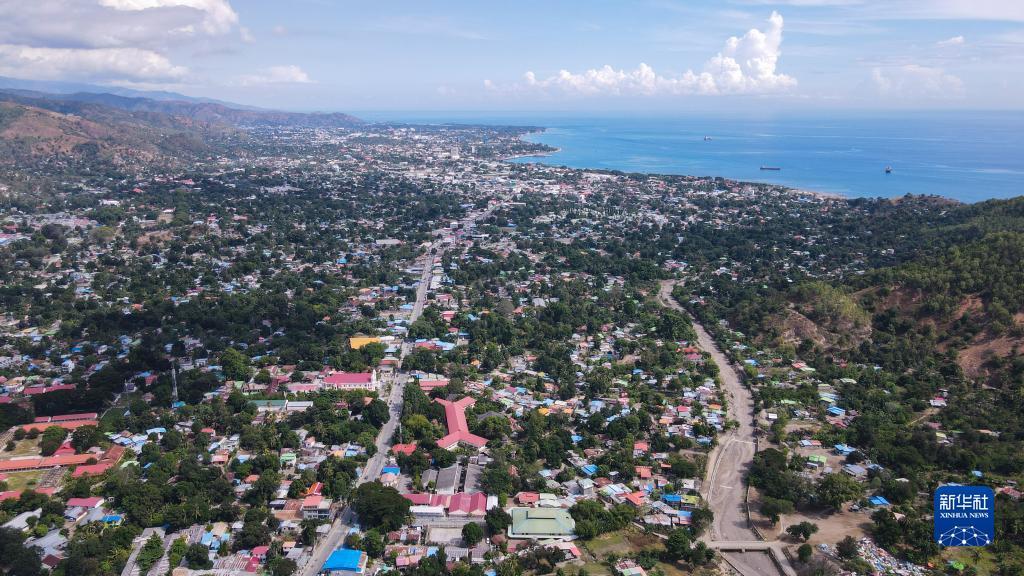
[417,379,449,393]
[20,419,98,433]
[401,492,487,515]
[66,496,105,508]
[624,491,648,507]
[54,441,76,456]
[71,462,113,478]
[322,371,377,391]
[23,384,77,396]
[515,492,540,505]
[0,453,93,473]
[41,412,99,422]
[447,492,487,516]
[435,397,488,450]
[102,444,125,463]
[391,443,417,456]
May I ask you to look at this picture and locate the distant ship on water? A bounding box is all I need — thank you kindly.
[885,165,893,174]
[760,166,781,171]
[704,136,712,141]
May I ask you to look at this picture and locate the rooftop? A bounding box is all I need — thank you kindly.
[435,397,488,449]
[323,548,367,573]
[507,507,575,539]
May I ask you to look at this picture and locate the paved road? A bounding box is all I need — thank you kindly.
[301,207,493,576]
[299,250,436,576]
[657,281,787,576]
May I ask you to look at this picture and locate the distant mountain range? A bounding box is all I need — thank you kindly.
[0,75,254,108]
[0,87,362,130]
[0,80,363,168]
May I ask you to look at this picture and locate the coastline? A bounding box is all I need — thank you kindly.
[505,130,850,202]
[793,188,846,201]
[503,148,561,161]
[488,114,1019,203]
[508,127,850,201]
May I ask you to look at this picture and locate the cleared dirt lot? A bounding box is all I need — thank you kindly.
[749,487,871,546]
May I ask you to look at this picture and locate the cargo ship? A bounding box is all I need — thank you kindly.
[759,166,781,171]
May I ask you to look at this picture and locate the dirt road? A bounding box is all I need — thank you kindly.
[657,281,786,576]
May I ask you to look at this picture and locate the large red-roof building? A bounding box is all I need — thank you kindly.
[20,419,99,433]
[435,397,488,450]
[322,371,378,392]
[401,492,487,516]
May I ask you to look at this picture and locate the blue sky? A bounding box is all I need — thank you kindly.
[1,0,1022,112]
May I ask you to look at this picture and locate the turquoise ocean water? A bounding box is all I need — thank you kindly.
[359,111,1024,203]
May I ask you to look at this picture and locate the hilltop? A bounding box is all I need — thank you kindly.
[0,87,363,169]
[0,100,215,168]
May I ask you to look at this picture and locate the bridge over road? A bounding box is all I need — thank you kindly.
[707,540,774,552]
[706,542,798,576]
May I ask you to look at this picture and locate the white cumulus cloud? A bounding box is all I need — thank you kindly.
[97,0,238,35]
[239,65,313,86]
[502,11,796,97]
[871,64,963,99]
[0,45,187,82]
[0,0,240,85]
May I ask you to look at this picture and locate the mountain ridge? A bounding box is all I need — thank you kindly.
[0,86,363,169]
[0,88,362,129]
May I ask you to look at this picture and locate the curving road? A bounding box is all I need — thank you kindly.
[657,281,789,576]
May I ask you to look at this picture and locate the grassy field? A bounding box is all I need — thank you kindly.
[2,470,42,491]
[583,528,664,557]
[571,528,720,576]
[572,528,664,576]
[943,547,998,575]
[6,437,41,457]
[99,391,142,430]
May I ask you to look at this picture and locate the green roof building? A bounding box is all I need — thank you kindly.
[507,507,576,540]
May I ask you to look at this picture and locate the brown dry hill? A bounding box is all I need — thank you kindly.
[0,99,213,167]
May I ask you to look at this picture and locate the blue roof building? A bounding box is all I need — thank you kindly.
[827,406,847,417]
[834,443,856,456]
[323,549,367,574]
[868,496,890,506]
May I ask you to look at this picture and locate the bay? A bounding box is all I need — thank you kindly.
[358,111,1024,203]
